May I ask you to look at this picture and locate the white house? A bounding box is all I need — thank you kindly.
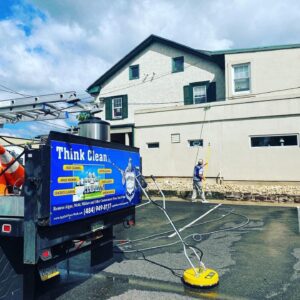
[87,35,300,183]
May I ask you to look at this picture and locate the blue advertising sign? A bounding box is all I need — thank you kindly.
[49,140,141,225]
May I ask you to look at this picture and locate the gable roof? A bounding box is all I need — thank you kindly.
[86,34,219,94]
[87,34,300,94]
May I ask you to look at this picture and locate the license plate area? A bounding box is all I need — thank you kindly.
[39,265,60,281]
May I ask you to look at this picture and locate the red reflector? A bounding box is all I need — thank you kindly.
[2,224,12,233]
[128,220,135,226]
[41,249,52,260]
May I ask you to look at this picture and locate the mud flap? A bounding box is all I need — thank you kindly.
[0,237,23,300]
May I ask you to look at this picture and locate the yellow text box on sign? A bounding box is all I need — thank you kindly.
[98,168,112,174]
[63,165,84,171]
[99,179,114,185]
[53,188,76,196]
[58,177,80,183]
[102,189,115,195]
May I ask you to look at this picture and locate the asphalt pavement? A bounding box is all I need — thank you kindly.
[38,200,300,299]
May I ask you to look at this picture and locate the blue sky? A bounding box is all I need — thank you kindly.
[1,0,300,138]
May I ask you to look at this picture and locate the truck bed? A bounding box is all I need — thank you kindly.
[0,196,24,217]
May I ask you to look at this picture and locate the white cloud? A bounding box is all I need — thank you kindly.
[0,0,300,137]
[1,0,300,98]
[0,127,33,138]
[0,131,15,137]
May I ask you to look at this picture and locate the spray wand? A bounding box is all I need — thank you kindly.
[135,172,219,288]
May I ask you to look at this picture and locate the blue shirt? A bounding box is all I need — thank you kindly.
[193,164,204,181]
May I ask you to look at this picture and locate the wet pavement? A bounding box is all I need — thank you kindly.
[38,201,300,299]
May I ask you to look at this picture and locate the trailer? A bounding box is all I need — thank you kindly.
[0,128,141,299]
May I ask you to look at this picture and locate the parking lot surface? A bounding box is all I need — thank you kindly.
[39,201,300,299]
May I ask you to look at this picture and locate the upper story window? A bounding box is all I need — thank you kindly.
[184,81,216,105]
[233,63,250,93]
[172,56,184,73]
[105,95,128,120]
[193,85,207,104]
[129,64,139,80]
[112,97,123,119]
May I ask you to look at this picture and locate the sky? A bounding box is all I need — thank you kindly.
[0,0,300,138]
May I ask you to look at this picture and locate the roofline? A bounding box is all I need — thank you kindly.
[87,34,219,93]
[209,43,300,55]
[87,35,300,94]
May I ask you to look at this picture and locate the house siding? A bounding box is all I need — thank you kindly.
[134,96,300,181]
[89,38,300,183]
[225,48,300,99]
[96,42,225,125]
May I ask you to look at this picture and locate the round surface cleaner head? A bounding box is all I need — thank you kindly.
[182,267,219,288]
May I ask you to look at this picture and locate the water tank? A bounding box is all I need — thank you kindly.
[78,117,110,142]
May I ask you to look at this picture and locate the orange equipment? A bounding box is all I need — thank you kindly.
[0,166,8,195]
[0,145,25,189]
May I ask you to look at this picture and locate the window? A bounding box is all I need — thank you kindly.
[112,97,123,119]
[193,85,207,104]
[172,56,184,73]
[183,81,216,105]
[188,139,203,147]
[105,95,128,120]
[171,133,180,143]
[250,135,298,147]
[147,142,159,148]
[233,63,250,93]
[129,65,139,80]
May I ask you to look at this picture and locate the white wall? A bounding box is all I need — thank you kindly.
[225,48,300,99]
[134,96,300,181]
[96,42,225,125]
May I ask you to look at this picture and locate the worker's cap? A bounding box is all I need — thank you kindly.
[198,159,203,164]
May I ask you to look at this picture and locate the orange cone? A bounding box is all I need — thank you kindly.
[0,166,8,195]
[0,145,25,188]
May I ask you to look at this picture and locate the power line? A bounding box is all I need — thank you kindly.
[0,83,32,97]
[37,107,77,129]
[89,57,300,104]
[0,85,91,102]
[38,120,69,129]
[121,87,300,106]
[36,103,80,129]
[0,88,31,97]
[2,62,300,114]
[0,89,81,102]
[113,91,300,106]
[86,58,213,99]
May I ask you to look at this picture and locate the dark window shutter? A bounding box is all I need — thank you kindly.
[129,67,132,80]
[207,82,216,102]
[105,98,112,120]
[172,58,175,72]
[122,95,128,119]
[183,85,193,105]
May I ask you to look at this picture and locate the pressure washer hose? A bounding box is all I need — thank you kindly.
[116,210,249,253]
[115,209,234,246]
[115,174,250,280]
[135,173,208,275]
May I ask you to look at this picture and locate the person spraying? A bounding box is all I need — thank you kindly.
[192,159,208,203]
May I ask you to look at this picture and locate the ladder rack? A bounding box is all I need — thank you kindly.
[0,92,101,124]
